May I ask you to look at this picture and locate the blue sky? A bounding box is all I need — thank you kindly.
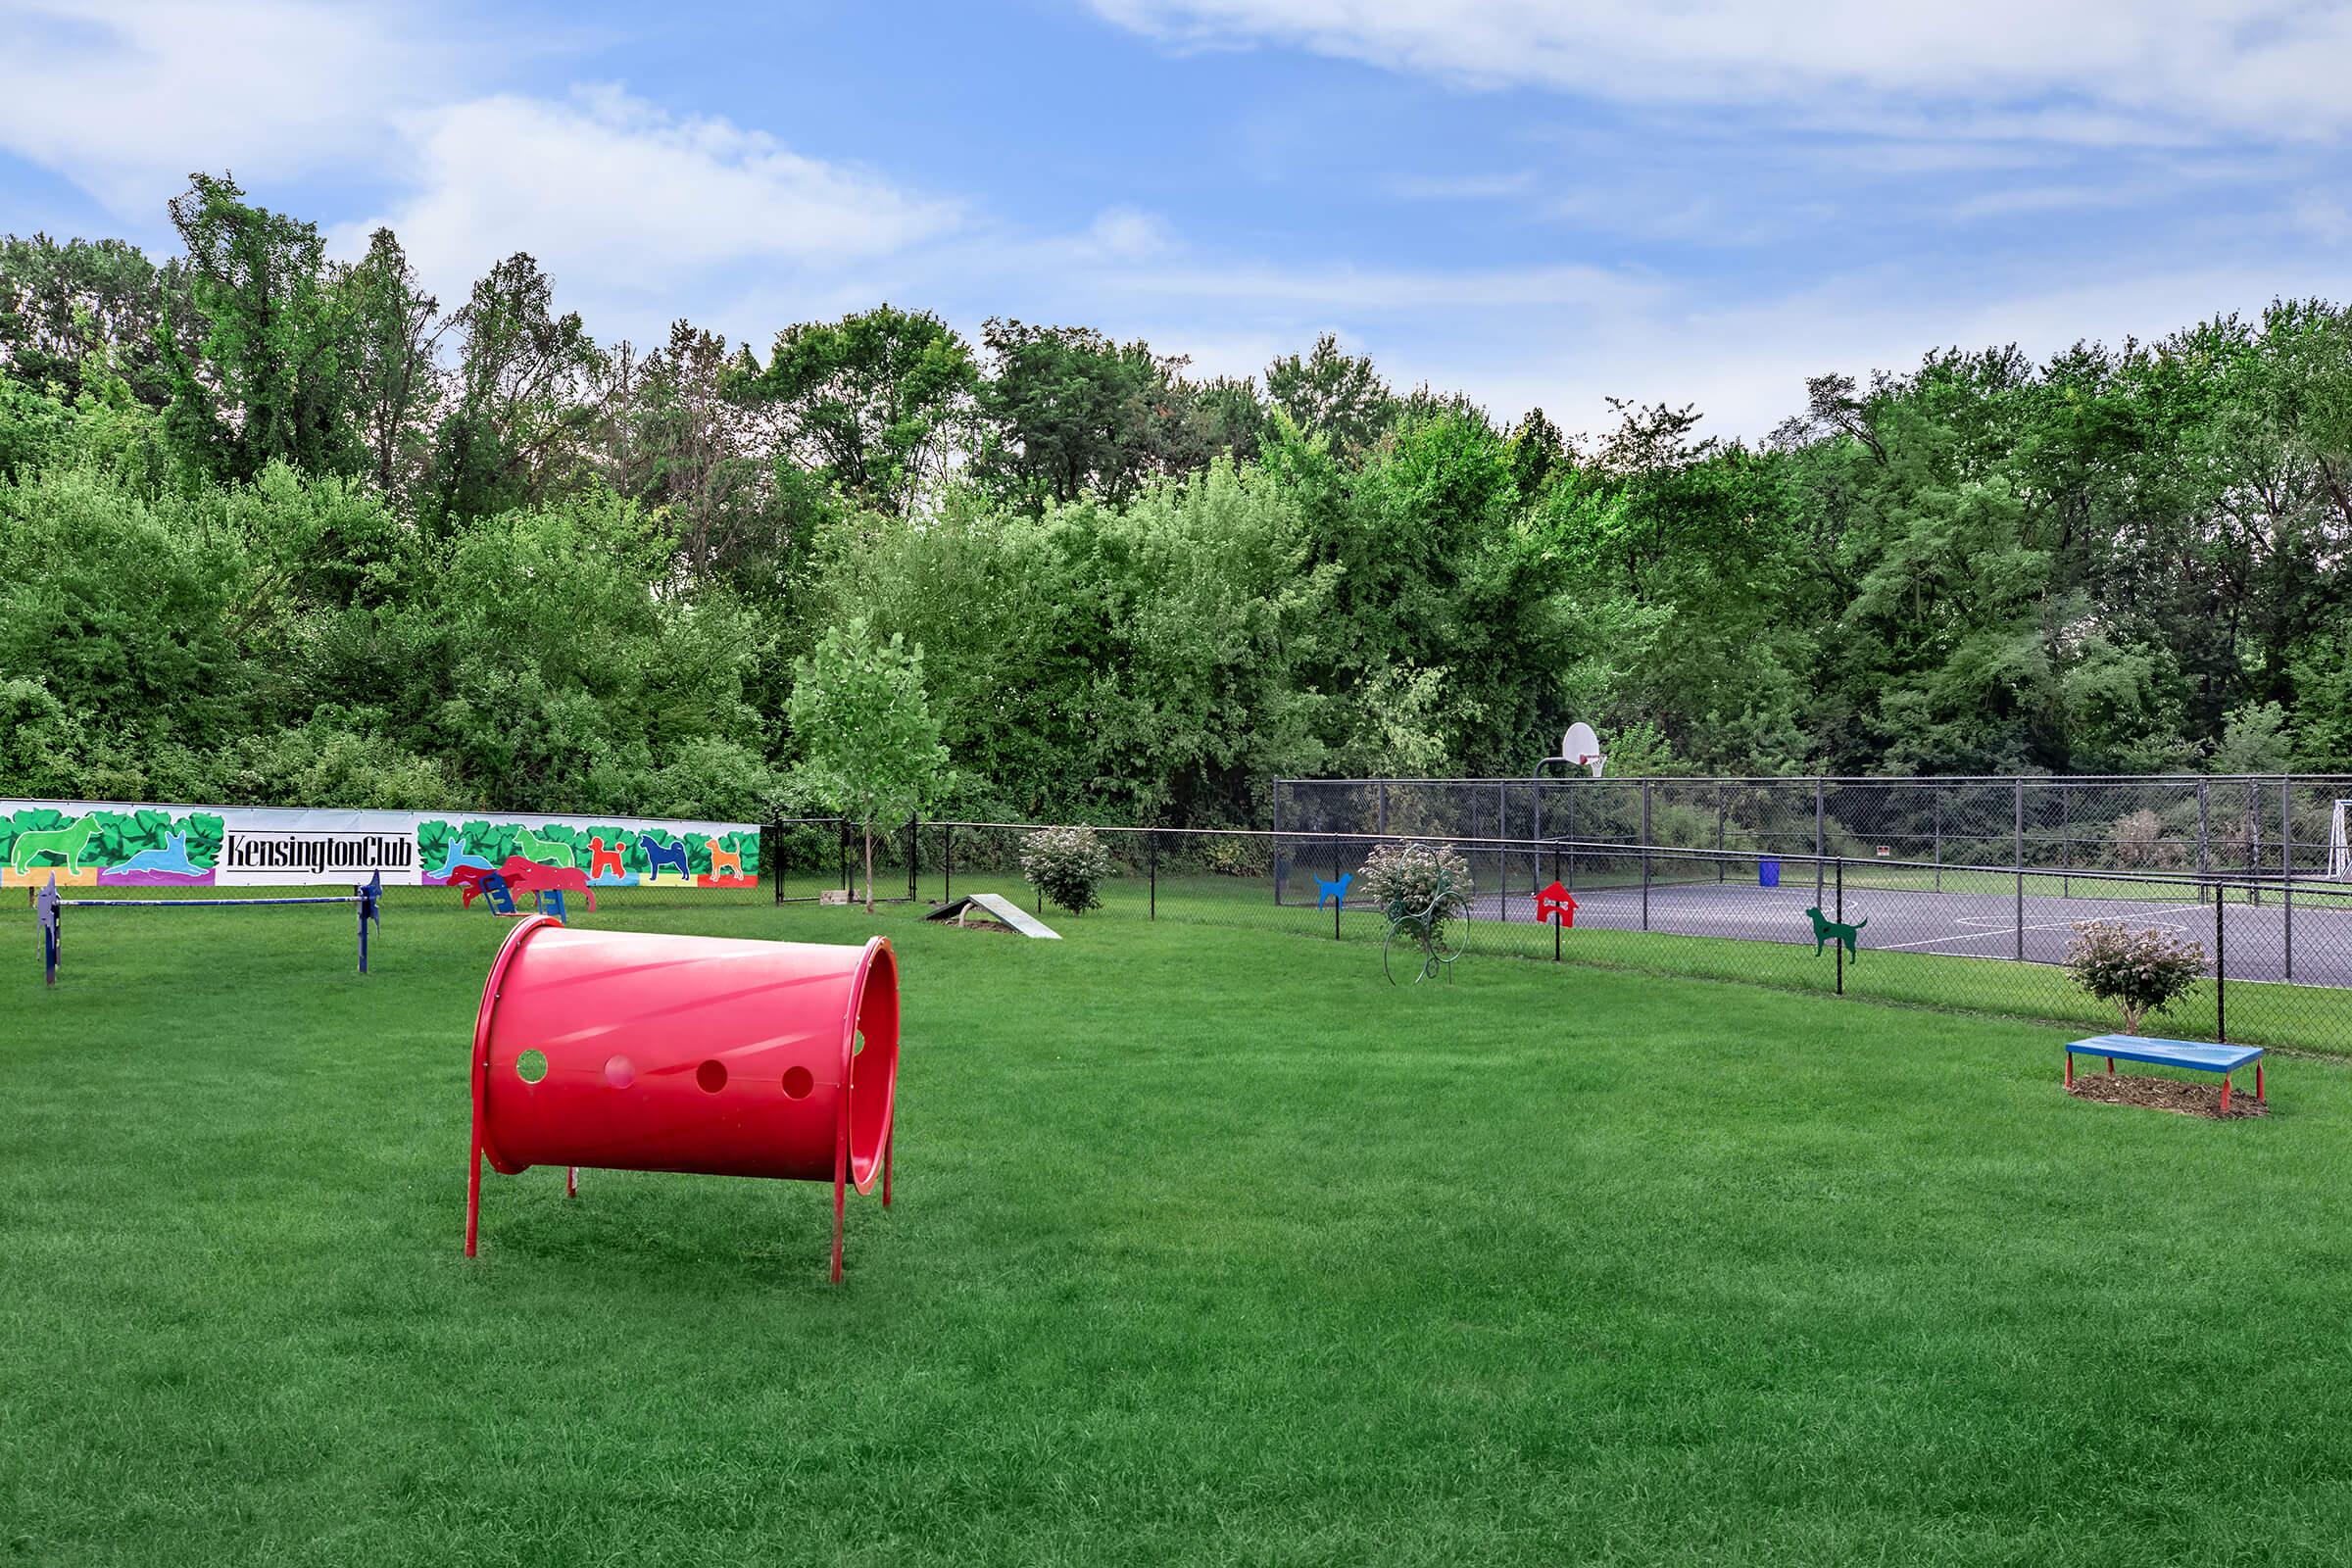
[4,0,2348,436]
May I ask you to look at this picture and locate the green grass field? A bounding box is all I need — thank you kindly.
[8,894,2352,1564]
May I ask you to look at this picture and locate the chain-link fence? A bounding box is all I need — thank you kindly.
[1278,775,2352,882]
[866,816,2351,1056]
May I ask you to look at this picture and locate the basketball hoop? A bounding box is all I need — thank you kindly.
[1563,723,1605,778]
[1531,722,1607,778]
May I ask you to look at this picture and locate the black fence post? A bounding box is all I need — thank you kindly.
[1149,829,1157,921]
[1271,785,1285,906]
[1716,783,1727,883]
[1552,839,1563,963]
[943,824,954,906]
[769,822,783,906]
[2013,781,2026,961]
[1642,781,1653,933]
[2060,782,2071,899]
[906,814,919,903]
[1933,795,1942,893]
[2284,878,2294,981]
[1814,780,1826,906]
[1497,782,1509,896]
[1566,790,1577,891]
[2280,776,2294,880]
[2215,891,2228,1043]
[2197,780,2212,900]
[1332,835,1343,941]
[839,817,850,898]
[2246,780,2261,904]
[1835,858,1844,997]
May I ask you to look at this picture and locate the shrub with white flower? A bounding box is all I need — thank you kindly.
[1358,841,1474,937]
[2063,919,2207,1034]
[1021,824,1113,915]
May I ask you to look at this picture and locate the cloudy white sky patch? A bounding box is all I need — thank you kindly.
[338,87,961,319]
[1,0,2345,439]
[1090,1,2352,143]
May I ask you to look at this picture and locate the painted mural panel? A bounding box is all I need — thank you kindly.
[0,801,759,890]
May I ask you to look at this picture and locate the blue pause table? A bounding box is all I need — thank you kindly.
[2066,1034,2265,1110]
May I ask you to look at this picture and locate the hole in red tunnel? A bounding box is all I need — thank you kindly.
[782,1065,814,1100]
[696,1058,728,1093]
[516,1050,548,1084]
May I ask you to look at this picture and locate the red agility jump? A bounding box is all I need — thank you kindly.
[465,917,901,1281]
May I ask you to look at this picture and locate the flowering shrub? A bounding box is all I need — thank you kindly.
[1200,835,1267,877]
[1021,824,1113,915]
[2064,919,2207,1033]
[2106,809,2188,870]
[1358,841,1474,933]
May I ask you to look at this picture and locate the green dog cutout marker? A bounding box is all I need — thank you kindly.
[1805,906,1866,958]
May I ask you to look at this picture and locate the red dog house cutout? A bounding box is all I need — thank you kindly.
[465,916,901,1281]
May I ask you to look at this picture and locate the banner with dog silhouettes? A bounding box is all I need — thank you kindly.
[0,800,759,891]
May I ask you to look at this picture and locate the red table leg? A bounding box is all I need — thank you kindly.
[2257,1061,2265,1102]
[2222,1074,2232,1112]
[2065,1052,2074,1089]
[2107,1056,2116,1076]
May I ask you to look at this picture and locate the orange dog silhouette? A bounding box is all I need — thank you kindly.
[708,844,744,880]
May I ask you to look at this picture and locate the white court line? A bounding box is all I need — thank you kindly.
[1875,902,2211,953]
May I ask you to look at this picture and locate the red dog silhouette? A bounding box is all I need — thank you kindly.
[500,855,597,911]
[589,835,629,880]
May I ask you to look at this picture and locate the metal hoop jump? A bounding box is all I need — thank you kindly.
[33,872,382,986]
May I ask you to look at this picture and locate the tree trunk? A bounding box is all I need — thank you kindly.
[863,822,876,914]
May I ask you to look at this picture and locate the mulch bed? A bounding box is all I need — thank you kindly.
[2066,1070,2269,1120]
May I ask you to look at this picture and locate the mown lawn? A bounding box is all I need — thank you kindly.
[5,893,2351,1565]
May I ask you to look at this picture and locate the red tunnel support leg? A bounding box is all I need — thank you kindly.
[830,1162,847,1285]
[465,1118,484,1258]
[565,1165,577,1199]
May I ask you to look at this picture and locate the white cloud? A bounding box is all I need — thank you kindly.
[2289,197,2352,247]
[337,86,960,325]
[1103,260,1658,312]
[1940,184,2143,222]
[1092,1,2352,145]
[1077,207,1176,261]
[1390,171,1537,200]
[1365,261,2351,442]
[0,0,447,213]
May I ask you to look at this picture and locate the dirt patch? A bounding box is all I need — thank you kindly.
[934,912,1019,935]
[2066,1070,2269,1120]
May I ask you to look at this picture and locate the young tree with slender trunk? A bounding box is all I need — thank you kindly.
[787,617,949,912]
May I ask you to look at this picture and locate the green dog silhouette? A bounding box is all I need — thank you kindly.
[11,814,100,874]
[1805,906,1867,958]
[514,827,574,867]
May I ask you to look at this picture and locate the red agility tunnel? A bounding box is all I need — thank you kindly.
[465,916,901,1281]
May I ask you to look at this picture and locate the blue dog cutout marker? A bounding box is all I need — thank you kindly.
[1315,872,1352,910]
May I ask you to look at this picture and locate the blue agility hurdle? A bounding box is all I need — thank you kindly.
[35,871,382,987]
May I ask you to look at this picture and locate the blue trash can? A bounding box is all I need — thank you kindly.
[1758,858,1780,888]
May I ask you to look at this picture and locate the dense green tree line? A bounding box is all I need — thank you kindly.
[2,176,2346,824]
